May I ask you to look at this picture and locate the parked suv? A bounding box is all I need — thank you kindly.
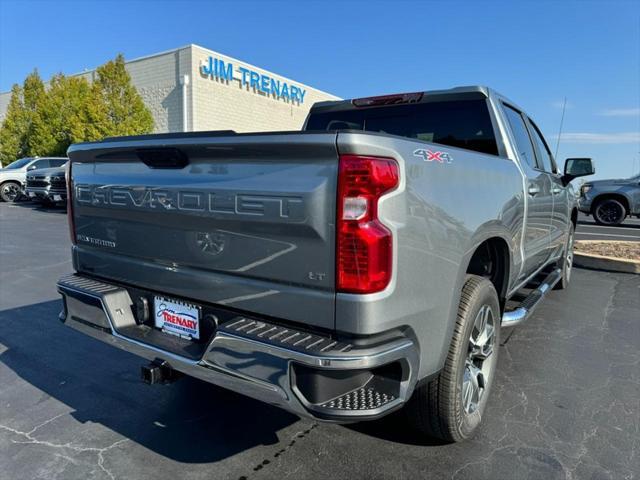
[578,173,640,225]
[0,157,68,202]
[25,163,68,206]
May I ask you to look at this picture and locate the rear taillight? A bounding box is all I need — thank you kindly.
[337,154,399,294]
[66,161,76,245]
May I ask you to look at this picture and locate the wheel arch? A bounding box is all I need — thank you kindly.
[591,193,630,214]
[464,236,511,311]
[571,207,578,229]
[433,230,513,375]
[0,179,23,187]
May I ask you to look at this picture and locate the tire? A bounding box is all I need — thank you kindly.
[0,181,21,203]
[405,275,501,442]
[593,198,626,226]
[554,223,574,290]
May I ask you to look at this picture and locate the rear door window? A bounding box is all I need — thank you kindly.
[306,99,499,156]
[528,121,557,173]
[502,105,538,169]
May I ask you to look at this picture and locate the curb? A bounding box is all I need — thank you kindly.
[573,241,640,274]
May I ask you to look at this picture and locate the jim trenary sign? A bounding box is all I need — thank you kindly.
[200,56,307,104]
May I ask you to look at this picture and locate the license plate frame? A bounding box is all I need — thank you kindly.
[154,296,201,340]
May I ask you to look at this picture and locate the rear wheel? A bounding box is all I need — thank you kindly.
[406,275,500,442]
[593,198,626,226]
[0,181,21,202]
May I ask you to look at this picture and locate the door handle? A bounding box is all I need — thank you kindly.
[551,187,562,195]
[528,185,541,196]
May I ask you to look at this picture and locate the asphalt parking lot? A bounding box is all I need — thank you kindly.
[0,201,639,480]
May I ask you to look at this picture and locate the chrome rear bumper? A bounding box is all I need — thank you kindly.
[57,274,419,421]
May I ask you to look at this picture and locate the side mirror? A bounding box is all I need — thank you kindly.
[27,165,37,171]
[562,158,594,185]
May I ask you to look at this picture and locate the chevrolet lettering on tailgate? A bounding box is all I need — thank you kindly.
[75,184,305,219]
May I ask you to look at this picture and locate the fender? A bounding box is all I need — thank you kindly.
[434,222,516,373]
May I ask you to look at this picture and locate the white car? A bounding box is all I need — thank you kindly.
[0,157,68,202]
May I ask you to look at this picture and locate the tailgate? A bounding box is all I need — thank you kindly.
[68,132,338,330]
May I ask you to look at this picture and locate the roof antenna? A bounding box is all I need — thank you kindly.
[554,97,567,159]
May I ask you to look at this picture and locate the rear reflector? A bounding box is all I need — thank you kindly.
[337,155,399,294]
[352,92,423,107]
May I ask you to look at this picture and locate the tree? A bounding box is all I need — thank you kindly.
[91,54,154,137]
[0,70,46,165]
[29,74,98,157]
[0,56,154,165]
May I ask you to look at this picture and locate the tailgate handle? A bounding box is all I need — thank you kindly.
[136,148,189,169]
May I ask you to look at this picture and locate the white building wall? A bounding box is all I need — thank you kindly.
[124,47,190,133]
[0,93,10,123]
[190,45,339,132]
[0,44,339,134]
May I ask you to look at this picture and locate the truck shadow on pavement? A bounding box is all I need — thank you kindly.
[0,299,298,463]
[344,412,449,446]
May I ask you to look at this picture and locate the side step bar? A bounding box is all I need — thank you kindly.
[502,268,562,328]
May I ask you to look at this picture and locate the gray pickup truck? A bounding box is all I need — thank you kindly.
[57,86,594,441]
[578,174,640,225]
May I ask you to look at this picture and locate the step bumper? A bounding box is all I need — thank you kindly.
[57,273,420,421]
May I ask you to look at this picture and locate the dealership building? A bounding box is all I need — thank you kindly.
[0,44,340,133]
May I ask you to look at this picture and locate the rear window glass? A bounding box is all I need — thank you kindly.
[306,99,499,156]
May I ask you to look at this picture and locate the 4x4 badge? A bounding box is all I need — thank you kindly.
[414,148,453,164]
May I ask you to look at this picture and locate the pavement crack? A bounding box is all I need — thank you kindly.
[26,413,68,436]
[0,421,128,480]
[600,274,618,331]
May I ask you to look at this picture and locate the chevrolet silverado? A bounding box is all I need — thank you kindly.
[57,86,594,441]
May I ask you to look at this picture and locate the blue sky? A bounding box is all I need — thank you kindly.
[1,0,638,179]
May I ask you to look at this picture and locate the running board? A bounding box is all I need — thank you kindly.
[501,268,562,328]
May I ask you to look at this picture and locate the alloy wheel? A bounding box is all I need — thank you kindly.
[1,183,20,202]
[595,201,623,225]
[462,304,496,414]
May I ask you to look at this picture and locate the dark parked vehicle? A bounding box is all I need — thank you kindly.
[578,173,640,225]
[57,86,594,442]
[25,164,68,206]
